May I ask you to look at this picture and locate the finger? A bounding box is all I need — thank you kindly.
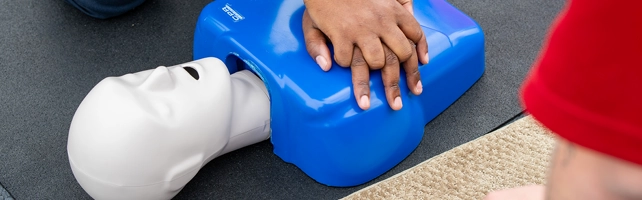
[356,35,386,70]
[380,28,413,63]
[415,31,429,65]
[330,39,354,67]
[396,11,429,65]
[397,0,414,15]
[302,10,332,71]
[381,45,403,110]
[402,39,422,95]
[350,46,371,110]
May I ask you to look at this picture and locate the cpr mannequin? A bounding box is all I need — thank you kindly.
[67,57,271,200]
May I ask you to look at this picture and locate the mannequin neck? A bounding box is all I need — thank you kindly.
[208,70,271,162]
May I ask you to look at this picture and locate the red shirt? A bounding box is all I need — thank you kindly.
[520,0,642,165]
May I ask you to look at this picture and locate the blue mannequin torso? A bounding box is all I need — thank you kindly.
[193,0,485,187]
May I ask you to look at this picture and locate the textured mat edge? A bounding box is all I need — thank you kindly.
[341,115,556,200]
[0,182,14,200]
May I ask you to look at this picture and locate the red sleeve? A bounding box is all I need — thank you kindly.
[520,0,642,165]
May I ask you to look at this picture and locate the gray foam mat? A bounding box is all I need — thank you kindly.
[0,0,565,199]
[0,183,14,200]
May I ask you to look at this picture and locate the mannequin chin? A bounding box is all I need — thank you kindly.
[67,57,271,200]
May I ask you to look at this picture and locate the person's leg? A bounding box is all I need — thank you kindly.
[64,0,146,19]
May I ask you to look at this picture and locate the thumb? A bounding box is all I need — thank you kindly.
[397,0,414,15]
[302,10,332,71]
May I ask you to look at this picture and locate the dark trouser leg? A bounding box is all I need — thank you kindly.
[64,0,146,19]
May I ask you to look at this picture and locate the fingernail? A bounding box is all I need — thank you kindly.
[394,96,402,110]
[360,95,370,109]
[316,56,328,71]
[424,53,430,64]
[415,80,423,94]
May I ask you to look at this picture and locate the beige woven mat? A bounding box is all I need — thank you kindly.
[342,116,556,200]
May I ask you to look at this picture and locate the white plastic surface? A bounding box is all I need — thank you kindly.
[67,57,271,200]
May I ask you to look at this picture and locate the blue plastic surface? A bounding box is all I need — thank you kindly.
[193,0,485,187]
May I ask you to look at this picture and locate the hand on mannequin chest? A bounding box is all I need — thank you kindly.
[67,57,270,200]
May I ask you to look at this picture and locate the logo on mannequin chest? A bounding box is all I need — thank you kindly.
[222,4,245,22]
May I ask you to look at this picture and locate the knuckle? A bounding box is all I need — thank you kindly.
[411,67,420,76]
[385,51,400,64]
[356,80,370,87]
[369,59,385,68]
[419,34,427,46]
[407,39,416,46]
[386,80,400,90]
[352,55,367,67]
[410,33,422,43]
[399,49,413,61]
[355,79,370,91]
[335,55,350,67]
[408,26,424,40]
[366,52,386,67]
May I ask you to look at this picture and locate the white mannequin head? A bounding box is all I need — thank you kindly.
[67,57,234,200]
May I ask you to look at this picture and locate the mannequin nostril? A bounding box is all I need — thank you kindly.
[182,66,199,80]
